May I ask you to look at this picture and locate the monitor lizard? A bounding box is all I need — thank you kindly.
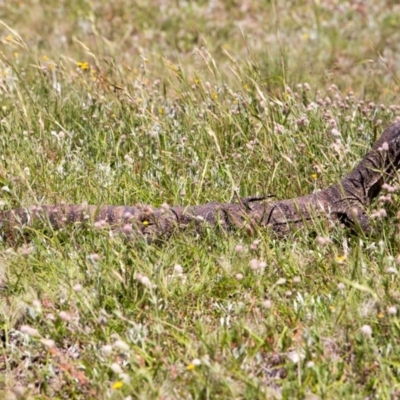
[1,122,400,241]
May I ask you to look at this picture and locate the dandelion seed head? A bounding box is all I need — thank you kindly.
[234,244,244,253]
[120,373,131,384]
[249,259,259,270]
[89,253,100,263]
[113,339,130,352]
[161,202,170,211]
[361,324,372,337]
[122,224,133,235]
[259,261,267,268]
[124,154,134,164]
[20,325,41,338]
[306,361,315,368]
[93,221,102,229]
[73,284,83,292]
[136,273,152,287]
[331,128,341,137]
[274,123,285,134]
[40,338,56,348]
[46,313,55,321]
[21,245,32,256]
[337,282,345,290]
[296,116,309,127]
[371,211,379,219]
[287,350,304,363]
[102,345,113,356]
[123,212,133,220]
[316,236,331,246]
[32,300,42,312]
[388,306,397,315]
[173,264,183,274]
[59,311,71,322]
[249,243,258,251]
[262,299,272,309]
[110,362,124,375]
[11,385,26,398]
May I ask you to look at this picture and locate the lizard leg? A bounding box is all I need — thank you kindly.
[336,206,371,234]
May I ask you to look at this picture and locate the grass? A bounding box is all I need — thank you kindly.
[1,0,400,398]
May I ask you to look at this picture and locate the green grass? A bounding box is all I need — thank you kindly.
[1,1,400,398]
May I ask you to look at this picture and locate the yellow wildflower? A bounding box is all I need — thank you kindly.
[112,381,124,390]
[187,358,201,370]
[311,173,318,180]
[76,61,90,71]
[335,255,346,264]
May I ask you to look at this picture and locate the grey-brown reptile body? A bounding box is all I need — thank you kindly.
[1,122,400,241]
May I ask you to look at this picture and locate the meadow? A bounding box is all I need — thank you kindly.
[1,1,400,398]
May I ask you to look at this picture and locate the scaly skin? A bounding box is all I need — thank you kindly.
[2,122,400,241]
